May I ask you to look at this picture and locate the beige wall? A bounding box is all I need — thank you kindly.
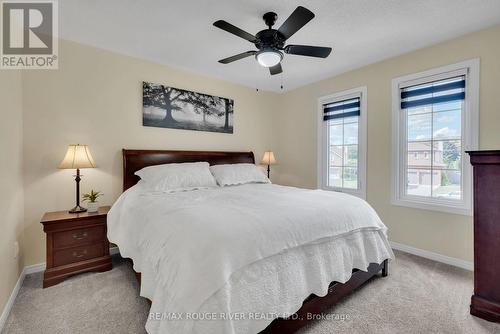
[273,24,500,262]
[21,39,279,266]
[0,71,24,313]
[13,24,500,270]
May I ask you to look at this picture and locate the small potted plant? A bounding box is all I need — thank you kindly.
[82,190,103,213]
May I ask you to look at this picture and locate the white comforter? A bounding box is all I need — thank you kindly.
[108,183,393,334]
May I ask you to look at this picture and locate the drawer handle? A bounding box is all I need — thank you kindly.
[72,232,88,240]
[72,249,88,258]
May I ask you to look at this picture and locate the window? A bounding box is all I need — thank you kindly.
[392,60,479,215]
[318,87,367,198]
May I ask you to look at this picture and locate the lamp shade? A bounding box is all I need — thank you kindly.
[58,144,96,169]
[260,151,277,165]
[256,50,282,68]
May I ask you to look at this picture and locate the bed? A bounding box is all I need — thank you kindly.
[108,149,393,334]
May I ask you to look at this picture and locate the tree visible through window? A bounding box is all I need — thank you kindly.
[403,76,464,200]
[319,87,367,198]
[392,60,478,215]
[328,111,359,189]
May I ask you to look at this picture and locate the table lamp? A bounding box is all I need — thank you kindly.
[58,144,96,213]
[260,151,277,178]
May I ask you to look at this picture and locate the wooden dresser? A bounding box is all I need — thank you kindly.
[41,206,112,288]
[467,150,500,323]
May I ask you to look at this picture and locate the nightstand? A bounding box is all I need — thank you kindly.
[40,206,112,288]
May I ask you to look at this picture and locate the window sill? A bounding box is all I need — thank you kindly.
[391,197,472,216]
[321,186,366,200]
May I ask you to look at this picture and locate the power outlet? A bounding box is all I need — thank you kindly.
[14,241,19,259]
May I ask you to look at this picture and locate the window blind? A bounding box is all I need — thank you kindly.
[323,97,360,121]
[400,76,465,109]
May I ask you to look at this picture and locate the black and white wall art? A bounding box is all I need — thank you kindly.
[143,81,234,133]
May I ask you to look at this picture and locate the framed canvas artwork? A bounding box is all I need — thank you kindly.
[143,81,234,133]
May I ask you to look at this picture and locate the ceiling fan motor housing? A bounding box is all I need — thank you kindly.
[255,29,285,50]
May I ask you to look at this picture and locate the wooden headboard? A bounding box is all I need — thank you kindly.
[122,149,255,191]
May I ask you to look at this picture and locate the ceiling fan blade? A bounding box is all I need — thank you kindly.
[218,51,256,64]
[285,45,332,58]
[277,6,315,40]
[269,63,282,75]
[213,20,257,43]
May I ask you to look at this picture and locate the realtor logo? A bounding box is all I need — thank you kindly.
[1,0,58,69]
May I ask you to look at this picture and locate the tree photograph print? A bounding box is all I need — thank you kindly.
[143,81,234,133]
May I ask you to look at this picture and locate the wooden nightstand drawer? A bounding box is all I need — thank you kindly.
[53,226,105,249]
[53,243,105,267]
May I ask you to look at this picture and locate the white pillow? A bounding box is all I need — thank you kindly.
[135,162,217,192]
[209,163,270,187]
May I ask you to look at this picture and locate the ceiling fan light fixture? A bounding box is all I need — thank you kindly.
[256,49,283,67]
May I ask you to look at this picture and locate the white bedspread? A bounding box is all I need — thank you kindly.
[108,183,394,334]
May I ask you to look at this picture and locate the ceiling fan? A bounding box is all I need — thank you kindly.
[213,6,332,75]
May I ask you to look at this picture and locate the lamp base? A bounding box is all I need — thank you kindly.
[69,205,87,214]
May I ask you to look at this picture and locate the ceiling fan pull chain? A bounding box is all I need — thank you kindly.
[255,62,259,92]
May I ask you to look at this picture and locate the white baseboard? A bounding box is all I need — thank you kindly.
[0,259,48,331]
[110,246,120,255]
[0,267,25,331]
[0,247,120,332]
[24,262,46,275]
[390,241,473,271]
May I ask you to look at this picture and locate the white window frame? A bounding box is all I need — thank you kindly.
[391,59,479,216]
[317,86,367,199]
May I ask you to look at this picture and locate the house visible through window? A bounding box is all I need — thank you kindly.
[319,87,367,198]
[403,75,464,199]
[392,60,479,215]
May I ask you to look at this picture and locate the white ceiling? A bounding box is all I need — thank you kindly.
[59,0,500,92]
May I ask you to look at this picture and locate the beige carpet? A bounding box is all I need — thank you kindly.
[2,251,499,334]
